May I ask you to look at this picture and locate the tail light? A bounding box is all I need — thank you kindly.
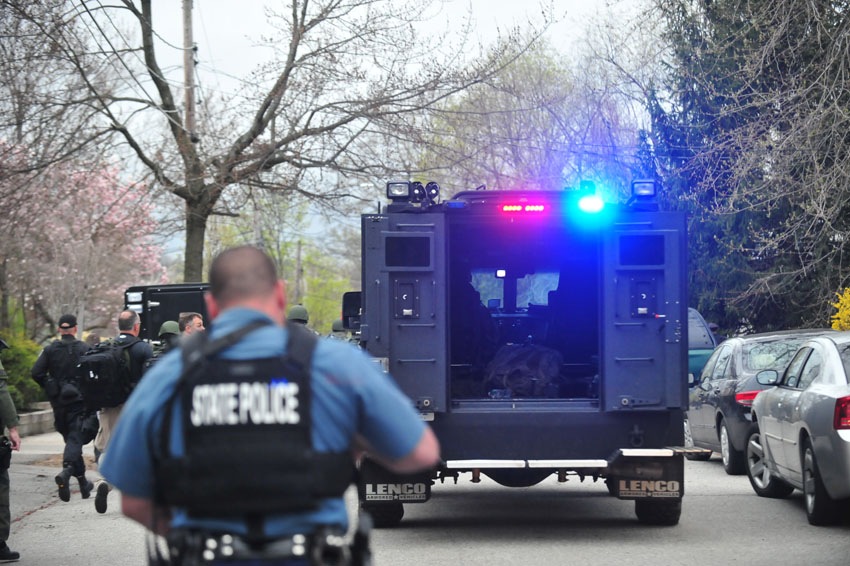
[735,390,761,406]
[834,396,850,430]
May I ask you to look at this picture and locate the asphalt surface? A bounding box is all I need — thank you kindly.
[7,432,850,565]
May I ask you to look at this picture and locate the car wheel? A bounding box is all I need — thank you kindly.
[745,428,794,498]
[720,419,746,475]
[361,501,404,528]
[802,438,842,525]
[684,418,712,461]
[634,499,682,526]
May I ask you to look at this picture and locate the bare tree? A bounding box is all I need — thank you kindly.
[410,38,645,197]
[9,0,539,281]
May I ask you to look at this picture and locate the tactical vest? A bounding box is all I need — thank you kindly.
[155,320,355,521]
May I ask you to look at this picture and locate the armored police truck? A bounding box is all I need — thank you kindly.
[124,283,209,341]
[349,180,701,527]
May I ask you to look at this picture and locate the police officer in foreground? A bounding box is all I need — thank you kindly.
[30,314,95,502]
[100,245,440,565]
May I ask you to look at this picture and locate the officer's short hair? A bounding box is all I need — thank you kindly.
[118,309,139,331]
[209,246,277,305]
[178,312,202,332]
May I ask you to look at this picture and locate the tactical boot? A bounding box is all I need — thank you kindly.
[77,475,94,499]
[94,482,109,514]
[0,541,19,562]
[54,467,72,502]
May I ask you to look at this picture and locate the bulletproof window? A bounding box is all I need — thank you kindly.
[385,236,429,267]
[620,235,664,265]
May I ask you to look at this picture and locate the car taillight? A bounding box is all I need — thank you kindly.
[834,396,850,430]
[735,390,760,406]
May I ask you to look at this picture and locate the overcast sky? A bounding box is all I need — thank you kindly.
[146,0,617,99]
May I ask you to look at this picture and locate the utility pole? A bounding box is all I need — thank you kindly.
[182,0,196,140]
[294,240,303,304]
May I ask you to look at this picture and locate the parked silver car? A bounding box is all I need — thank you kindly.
[746,332,850,525]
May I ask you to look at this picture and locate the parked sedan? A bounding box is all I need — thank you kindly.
[746,332,850,525]
[685,329,833,475]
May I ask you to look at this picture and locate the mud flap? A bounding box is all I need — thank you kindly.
[357,458,432,505]
[607,452,684,500]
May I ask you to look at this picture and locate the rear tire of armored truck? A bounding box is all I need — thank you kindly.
[361,502,404,528]
[634,499,681,526]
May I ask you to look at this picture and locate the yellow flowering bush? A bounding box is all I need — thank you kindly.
[831,288,850,330]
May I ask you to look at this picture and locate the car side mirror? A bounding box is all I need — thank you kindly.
[687,373,696,387]
[756,369,779,386]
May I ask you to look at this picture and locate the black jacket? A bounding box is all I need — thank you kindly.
[31,335,90,387]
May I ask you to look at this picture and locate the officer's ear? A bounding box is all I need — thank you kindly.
[204,291,220,322]
[275,280,286,311]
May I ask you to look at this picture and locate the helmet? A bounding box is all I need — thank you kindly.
[158,320,180,337]
[331,319,345,332]
[287,305,309,324]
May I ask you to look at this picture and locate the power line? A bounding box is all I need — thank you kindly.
[78,0,188,134]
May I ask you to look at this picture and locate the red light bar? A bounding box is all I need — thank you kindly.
[734,390,760,406]
[500,204,546,212]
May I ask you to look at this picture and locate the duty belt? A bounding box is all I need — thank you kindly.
[162,529,353,566]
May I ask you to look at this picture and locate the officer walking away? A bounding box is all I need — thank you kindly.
[100,245,439,565]
[287,304,309,325]
[0,341,21,562]
[30,314,96,502]
[178,312,204,337]
[93,310,152,514]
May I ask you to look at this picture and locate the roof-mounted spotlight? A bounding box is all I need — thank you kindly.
[410,181,426,203]
[425,181,440,203]
[386,181,411,202]
[629,179,660,210]
[631,179,657,198]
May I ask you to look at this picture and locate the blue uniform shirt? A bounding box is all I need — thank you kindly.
[100,308,426,536]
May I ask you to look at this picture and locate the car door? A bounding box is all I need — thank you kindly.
[762,347,811,474]
[691,343,734,447]
[781,347,823,484]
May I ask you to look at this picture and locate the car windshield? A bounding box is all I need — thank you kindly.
[742,340,805,372]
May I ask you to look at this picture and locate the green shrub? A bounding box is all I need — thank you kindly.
[0,331,44,410]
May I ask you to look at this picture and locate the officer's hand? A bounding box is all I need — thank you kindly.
[7,427,20,451]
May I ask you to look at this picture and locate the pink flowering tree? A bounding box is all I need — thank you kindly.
[0,148,166,340]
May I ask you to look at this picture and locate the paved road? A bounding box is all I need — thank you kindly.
[7,433,850,565]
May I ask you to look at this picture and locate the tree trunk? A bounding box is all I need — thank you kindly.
[0,258,8,331]
[184,200,208,283]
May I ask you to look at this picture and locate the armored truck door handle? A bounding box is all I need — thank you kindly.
[614,357,654,362]
[398,358,437,364]
[148,301,160,308]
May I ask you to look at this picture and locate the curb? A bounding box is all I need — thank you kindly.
[18,408,54,437]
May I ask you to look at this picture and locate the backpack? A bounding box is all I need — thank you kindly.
[76,336,139,410]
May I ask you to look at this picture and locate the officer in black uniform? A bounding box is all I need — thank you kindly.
[31,314,95,501]
[101,245,440,565]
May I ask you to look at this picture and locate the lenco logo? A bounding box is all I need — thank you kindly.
[618,480,681,498]
[364,483,427,501]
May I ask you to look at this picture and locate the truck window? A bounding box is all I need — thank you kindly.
[517,272,558,307]
[471,270,504,307]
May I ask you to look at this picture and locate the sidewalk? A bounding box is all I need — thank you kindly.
[10,431,148,565]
